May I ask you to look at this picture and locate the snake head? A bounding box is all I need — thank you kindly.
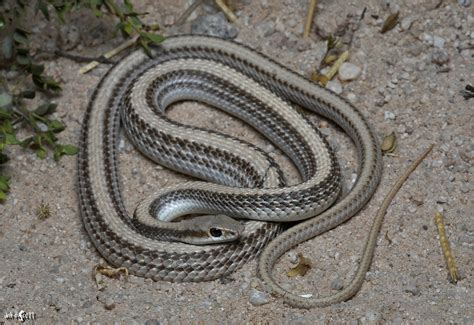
[182,215,244,245]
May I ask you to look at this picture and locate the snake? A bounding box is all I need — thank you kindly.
[78,35,384,308]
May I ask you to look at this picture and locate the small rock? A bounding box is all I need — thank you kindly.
[431,48,449,65]
[163,15,175,27]
[421,33,434,46]
[458,0,471,7]
[331,277,344,291]
[191,13,238,39]
[249,288,270,306]
[59,24,81,50]
[144,320,160,325]
[365,310,381,322]
[433,35,446,48]
[326,80,343,94]
[405,284,421,296]
[55,277,65,284]
[346,93,357,102]
[338,63,362,81]
[257,20,276,37]
[287,251,298,264]
[400,16,416,31]
[384,111,396,120]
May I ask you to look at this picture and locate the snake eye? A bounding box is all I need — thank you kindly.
[209,228,223,238]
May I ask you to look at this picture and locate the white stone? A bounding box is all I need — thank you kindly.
[338,63,362,81]
[433,35,446,48]
[249,289,270,306]
[421,33,434,45]
[384,111,396,120]
[326,79,343,94]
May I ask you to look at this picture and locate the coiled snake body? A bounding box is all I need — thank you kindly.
[78,35,383,307]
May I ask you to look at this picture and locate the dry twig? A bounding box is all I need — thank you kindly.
[435,212,460,284]
[215,0,237,22]
[79,35,139,74]
[176,0,204,25]
[303,0,318,38]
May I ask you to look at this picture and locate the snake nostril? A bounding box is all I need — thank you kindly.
[209,228,223,238]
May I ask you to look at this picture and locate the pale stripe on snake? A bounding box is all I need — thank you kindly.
[78,35,383,308]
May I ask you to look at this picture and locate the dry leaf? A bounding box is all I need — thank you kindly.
[381,132,397,153]
[380,11,400,34]
[94,265,129,281]
[311,71,329,86]
[287,253,312,277]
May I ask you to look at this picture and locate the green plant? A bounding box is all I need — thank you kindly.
[0,0,164,201]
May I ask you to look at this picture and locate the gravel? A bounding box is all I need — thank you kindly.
[191,12,238,39]
[338,62,362,81]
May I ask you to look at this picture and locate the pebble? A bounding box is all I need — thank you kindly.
[431,48,449,65]
[191,13,238,39]
[163,15,175,27]
[257,20,276,37]
[144,320,160,325]
[458,0,471,7]
[338,63,362,81]
[364,310,381,322]
[405,284,421,296]
[346,93,357,102]
[287,251,298,264]
[59,24,81,50]
[384,111,396,120]
[433,36,446,48]
[249,288,270,306]
[331,277,344,291]
[326,80,343,94]
[55,277,65,284]
[400,16,416,31]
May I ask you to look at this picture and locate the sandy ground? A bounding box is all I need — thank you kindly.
[1,0,473,323]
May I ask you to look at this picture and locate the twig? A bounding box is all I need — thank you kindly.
[176,0,204,26]
[435,212,460,284]
[215,0,237,23]
[79,35,139,74]
[303,0,318,38]
[324,50,349,81]
[54,50,114,64]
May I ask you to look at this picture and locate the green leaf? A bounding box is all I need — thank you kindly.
[32,75,62,92]
[36,147,47,159]
[0,108,11,119]
[139,37,152,56]
[0,190,6,201]
[129,16,142,28]
[20,136,33,148]
[0,175,9,192]
[122,21,133,35]
[16,53,31,66]
[0,93,12,109]
[20,90,36,99]
[34,102,57,116]
[1,34,14,59]
[13,29,28,44]
[4,133,20,145]
[61,144,78,155]
[30,64,45,75]
[36,0,50,20]
[48,119,65,133]
[141,32,164,45]
[53,144,78,161]
[0,152,8,164]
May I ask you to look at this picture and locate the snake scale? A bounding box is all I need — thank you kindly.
[78,35,385,308]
